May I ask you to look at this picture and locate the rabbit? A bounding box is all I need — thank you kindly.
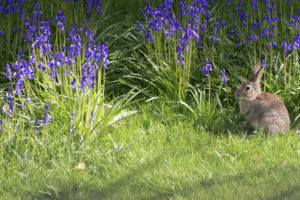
[235,63,290,135]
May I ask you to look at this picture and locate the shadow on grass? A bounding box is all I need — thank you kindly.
[266,184,300,200]
[48,153,173,200]
[173,165,300,200]
[38,156,299,200]
[84,163,299,200]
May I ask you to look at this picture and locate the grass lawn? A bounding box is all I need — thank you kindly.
[1,104,299,200]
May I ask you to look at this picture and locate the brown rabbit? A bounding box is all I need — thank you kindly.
[235,63,290,134]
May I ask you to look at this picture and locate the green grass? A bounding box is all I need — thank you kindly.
[1,103,299,199]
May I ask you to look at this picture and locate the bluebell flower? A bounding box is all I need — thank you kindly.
[179,1,186,16]
[138,0,214,65]
[67,24,83,58]
[5,64,12,81]
[176,44,185,65]
[141,1,153,15]
[2,102,7,114]
[252,0,258,10]
[0,119,3,131]
[91,110,96,124]
[234,37,241,48]
[280,38,292,54]
[227,25,240,38]
[47,60,57,80]
[136,20,143,30]
[233,0,242,11]
[145,29,153,42]
[84,0,103,19]
[290,14,300,27]
[43,104,51,125]
[8,98,14,117]
[221,68,228,83]
[238,9,249,26]
[202,58,213,77]
[262,59,268,68]
[71,77,77,91]
[0,0,25,17]
[70,113,76,134]
[54,9,65,32]
[33,3,42,24]
[268,40,277,48]
[13,27,19,33]
[24,17,37,44]
[35,118,40,132]
[21,94,31,107]
[291,32,300,50]
[6,55,35,96]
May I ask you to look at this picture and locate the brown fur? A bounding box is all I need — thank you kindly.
[235,63,290,134]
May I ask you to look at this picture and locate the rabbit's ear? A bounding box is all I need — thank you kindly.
[250,63,264,83]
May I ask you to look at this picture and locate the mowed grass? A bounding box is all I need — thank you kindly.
[1,103,299,200]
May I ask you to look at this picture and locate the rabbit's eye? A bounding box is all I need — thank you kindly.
[245,86,251,90]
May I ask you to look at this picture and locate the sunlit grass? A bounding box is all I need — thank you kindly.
[0,103,299,199]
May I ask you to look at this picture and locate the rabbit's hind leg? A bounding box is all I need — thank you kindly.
[265,124,279,135]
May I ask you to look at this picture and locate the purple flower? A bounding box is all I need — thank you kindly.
[47,60,57,80]
[43,104,51,125]
[290,14,300,28]
[6,54,35,96]
[176,44,185,65]
[141,0,153,15]
[179,1,186,16]
[94,41,110,69]
[0,119,3,131]
[84,0,103,19]
[21,95,31,107]
[268,40,277,48]
[67,24,83,58]
[221,68,228,83]
[0,0,25,17]
[238,9,249,25]
[54,9,65,32]
[138,0,214,65]
[227,25,240,38]
[136,20,144,30]
[71,77,77,91]
[281,38,292,54]
[33,3,42,23]
[5,64,12,81]
[291,32,300,50]
[145,29,153,42]
[80,63,96,91]
[2,102,7,114]
[8,98,14,117]
[252,0,258,10]
[91,110,96,124]
[202,58,213,77]
[35,118,40,132]
[96,5,102,15]
[70,113,76,134]
[262,59,268,68]
[234,37,241,48]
